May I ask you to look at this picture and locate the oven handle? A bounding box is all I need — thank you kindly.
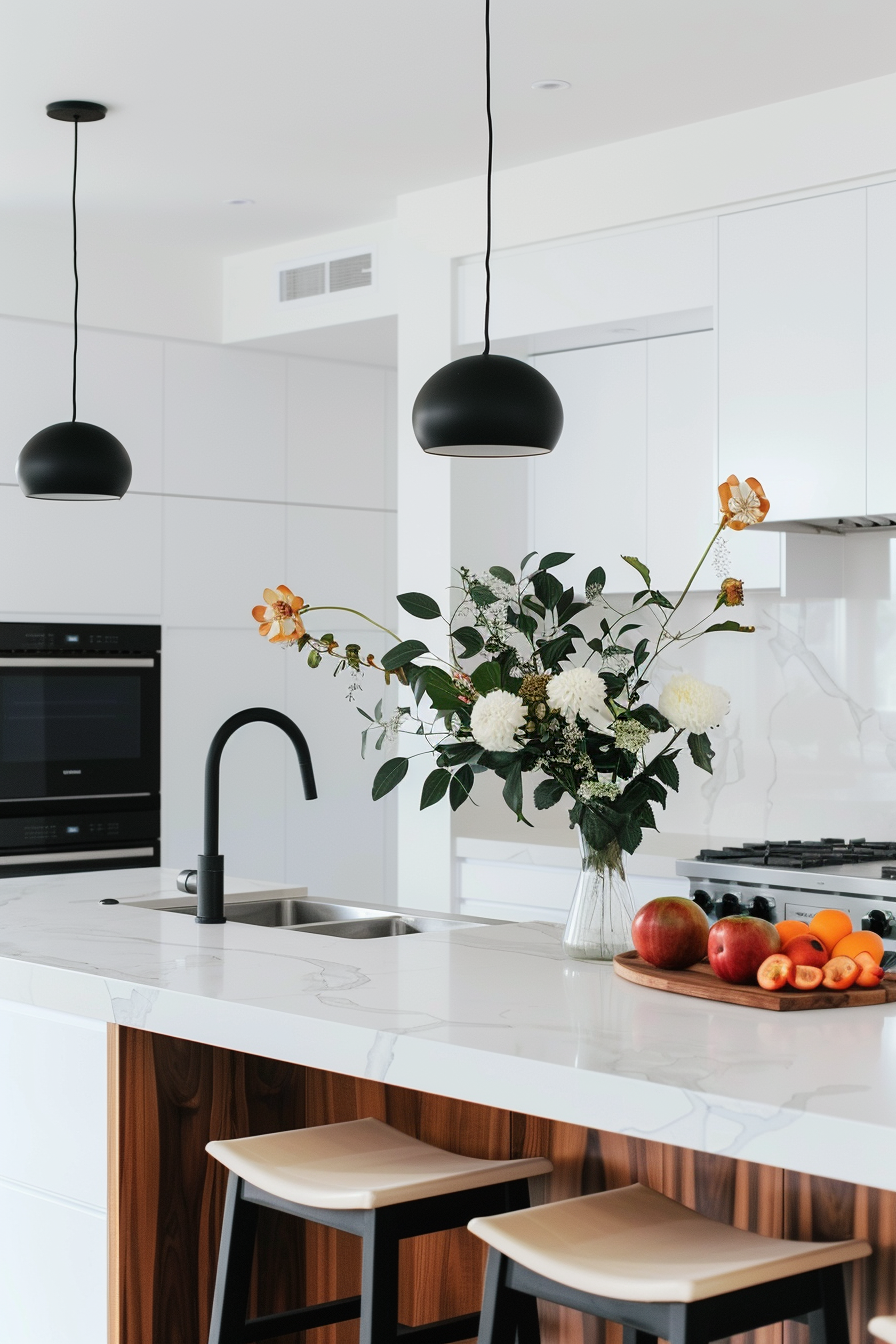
[0,657,155,667]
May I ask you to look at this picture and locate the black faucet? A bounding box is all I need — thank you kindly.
[177,707,317,924]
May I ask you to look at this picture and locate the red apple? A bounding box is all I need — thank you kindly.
[631,897,710,969]
[707,916,781,984]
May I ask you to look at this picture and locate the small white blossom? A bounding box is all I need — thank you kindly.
[578,779,620,802]
[474,572,516,603]
[613,719,651,752]
[658,673,730,733]
[555,721,585,764]
[470,689,526,752]
[585,582,603,601]
[546,667,613,728]
[383,710,404,742]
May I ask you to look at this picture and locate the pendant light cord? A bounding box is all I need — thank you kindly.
[483,0,492,356]
[71,117,79,422]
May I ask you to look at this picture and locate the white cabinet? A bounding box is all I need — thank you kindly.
[0,1002,107,1344]
[646,331,716,592]
[867,181,896,514]
[718,190,867,523]
[532,342,647,592]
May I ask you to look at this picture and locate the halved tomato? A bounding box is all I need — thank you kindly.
[786,963,823,991]
[757,954,792,991]
[821,955,859,990]
[855,950,886,989]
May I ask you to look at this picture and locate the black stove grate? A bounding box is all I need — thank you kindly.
[696,839,896,869]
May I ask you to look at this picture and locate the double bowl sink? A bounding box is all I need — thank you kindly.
[132,892,499,940]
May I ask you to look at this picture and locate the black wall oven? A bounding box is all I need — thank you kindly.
[0,623,160,876]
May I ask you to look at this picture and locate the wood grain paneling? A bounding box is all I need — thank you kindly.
[111,1029,894,1344]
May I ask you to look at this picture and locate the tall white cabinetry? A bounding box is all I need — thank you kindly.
[867,181,896,514]
[532,332,719,595]
[0,1003,108,1344]
[718,189,867,521]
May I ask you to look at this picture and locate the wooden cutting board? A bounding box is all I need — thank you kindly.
[613,950,896,1011]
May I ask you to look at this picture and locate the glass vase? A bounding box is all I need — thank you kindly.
[562,830,637,962]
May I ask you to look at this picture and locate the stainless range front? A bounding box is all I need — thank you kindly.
[676,840,896,963]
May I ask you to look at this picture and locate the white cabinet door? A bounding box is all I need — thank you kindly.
[718,189,866,521]
[532,342,647,593]
[867,181,896,514]
[646,331,716,592]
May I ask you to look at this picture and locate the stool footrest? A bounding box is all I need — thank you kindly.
[242,1294,362,1341]
[397,1311,481,1344]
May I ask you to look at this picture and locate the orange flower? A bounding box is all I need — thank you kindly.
[719,475,770,530]
[251,586,305,643]
[719,577,744,607]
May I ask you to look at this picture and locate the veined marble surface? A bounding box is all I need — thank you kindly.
[1,866,895,1191]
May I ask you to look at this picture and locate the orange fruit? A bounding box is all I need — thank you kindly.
[808,909,853,954]
[781,934,828,968]
[831,930,885,966]
[775,920,809,945]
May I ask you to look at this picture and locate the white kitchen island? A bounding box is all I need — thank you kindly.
[1,866,895,1344]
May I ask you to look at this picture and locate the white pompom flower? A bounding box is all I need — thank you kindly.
[469,688,527,752]
[658,673,730,733]
[546,667,613,728]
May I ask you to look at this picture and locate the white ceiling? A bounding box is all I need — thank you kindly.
[2,0,896,265]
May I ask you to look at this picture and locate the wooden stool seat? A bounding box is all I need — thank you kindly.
[469,1182,870,1303]
[207,1115,551,1209]
[870,1318,896,1344]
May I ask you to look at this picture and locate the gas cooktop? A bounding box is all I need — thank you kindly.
[695,839,896,872]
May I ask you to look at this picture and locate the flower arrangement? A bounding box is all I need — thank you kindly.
[253,473,769,958]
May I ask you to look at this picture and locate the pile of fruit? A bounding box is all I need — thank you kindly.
[631,898,887,993]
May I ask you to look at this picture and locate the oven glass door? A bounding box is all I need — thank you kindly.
[0,659,160,801]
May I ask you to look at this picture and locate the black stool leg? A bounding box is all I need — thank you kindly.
[807,1267,850,1344]
[622,1331,659,1344]
[359,1208,400,1344]
[514,1290,541,1344]
[478,1249,520,1344]
[208,1172,259,1344]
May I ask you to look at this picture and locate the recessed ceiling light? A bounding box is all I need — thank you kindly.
[225,198,255,206]
[531,79,571,91]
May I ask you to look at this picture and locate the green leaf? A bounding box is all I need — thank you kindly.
[532,570,564,610]
[632,637,649,668]
[470,583,498,606]
[372,756,409,801]
[397,592,441,620]
[375,728,387,750]
[688,732,715,774]
[437,742,483,766]
[424,666,464,712]
[360,727,370,759]
[517,613,538,639]
[580,806,616,851]
[522,596,546,618]
[420,769,451,810]
[471,661,502,695]
[585,566,606,594]
[540,551,574,570]
[382,639,428,671]
[618,623,640,636]
[622,556,651,587]
[520,550,538,573]
[705,620,746,632]
[534,778,566,810]
[489,565,516,584]
[536,634,574,669]
[357,707,375,722]
[452,625,485,658]
[652,754,680,791]
[501,759,524,820]
[618,815,643,853]
[648,589,674,609]
[449,764,474,811]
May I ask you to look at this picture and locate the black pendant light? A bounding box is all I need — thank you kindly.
[16,101,132,500]
[412,0,563,458]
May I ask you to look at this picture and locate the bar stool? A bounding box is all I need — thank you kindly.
[205,1116,552,1344]
[468,1183,871,1344]
[870,1319,896,1343]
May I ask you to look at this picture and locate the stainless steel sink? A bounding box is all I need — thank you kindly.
[129,891,500,938]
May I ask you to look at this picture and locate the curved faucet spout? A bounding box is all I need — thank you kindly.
[195,707,317,924]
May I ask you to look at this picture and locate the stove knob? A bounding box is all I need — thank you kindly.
[720,892,743,916]
[692,890,714,917]
[862,909,896,938]
[750,895,778,922]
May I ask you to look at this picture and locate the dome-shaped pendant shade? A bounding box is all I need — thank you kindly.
[413,353,563,457]
[16,422,132,500]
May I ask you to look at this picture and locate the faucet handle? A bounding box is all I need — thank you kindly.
[177,869,198,895]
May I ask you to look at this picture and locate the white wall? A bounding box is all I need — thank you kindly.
[0,313,397,900]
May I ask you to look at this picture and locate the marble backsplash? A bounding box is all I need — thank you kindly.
[453,585,896,849]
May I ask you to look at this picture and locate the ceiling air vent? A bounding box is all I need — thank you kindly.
[276,249,374,304]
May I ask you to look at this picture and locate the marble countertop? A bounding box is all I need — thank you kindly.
[1,866,895,1191]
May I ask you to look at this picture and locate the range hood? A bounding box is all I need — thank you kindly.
[764,514,896,536]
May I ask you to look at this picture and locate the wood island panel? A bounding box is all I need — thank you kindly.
[109,1025,894,1344]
